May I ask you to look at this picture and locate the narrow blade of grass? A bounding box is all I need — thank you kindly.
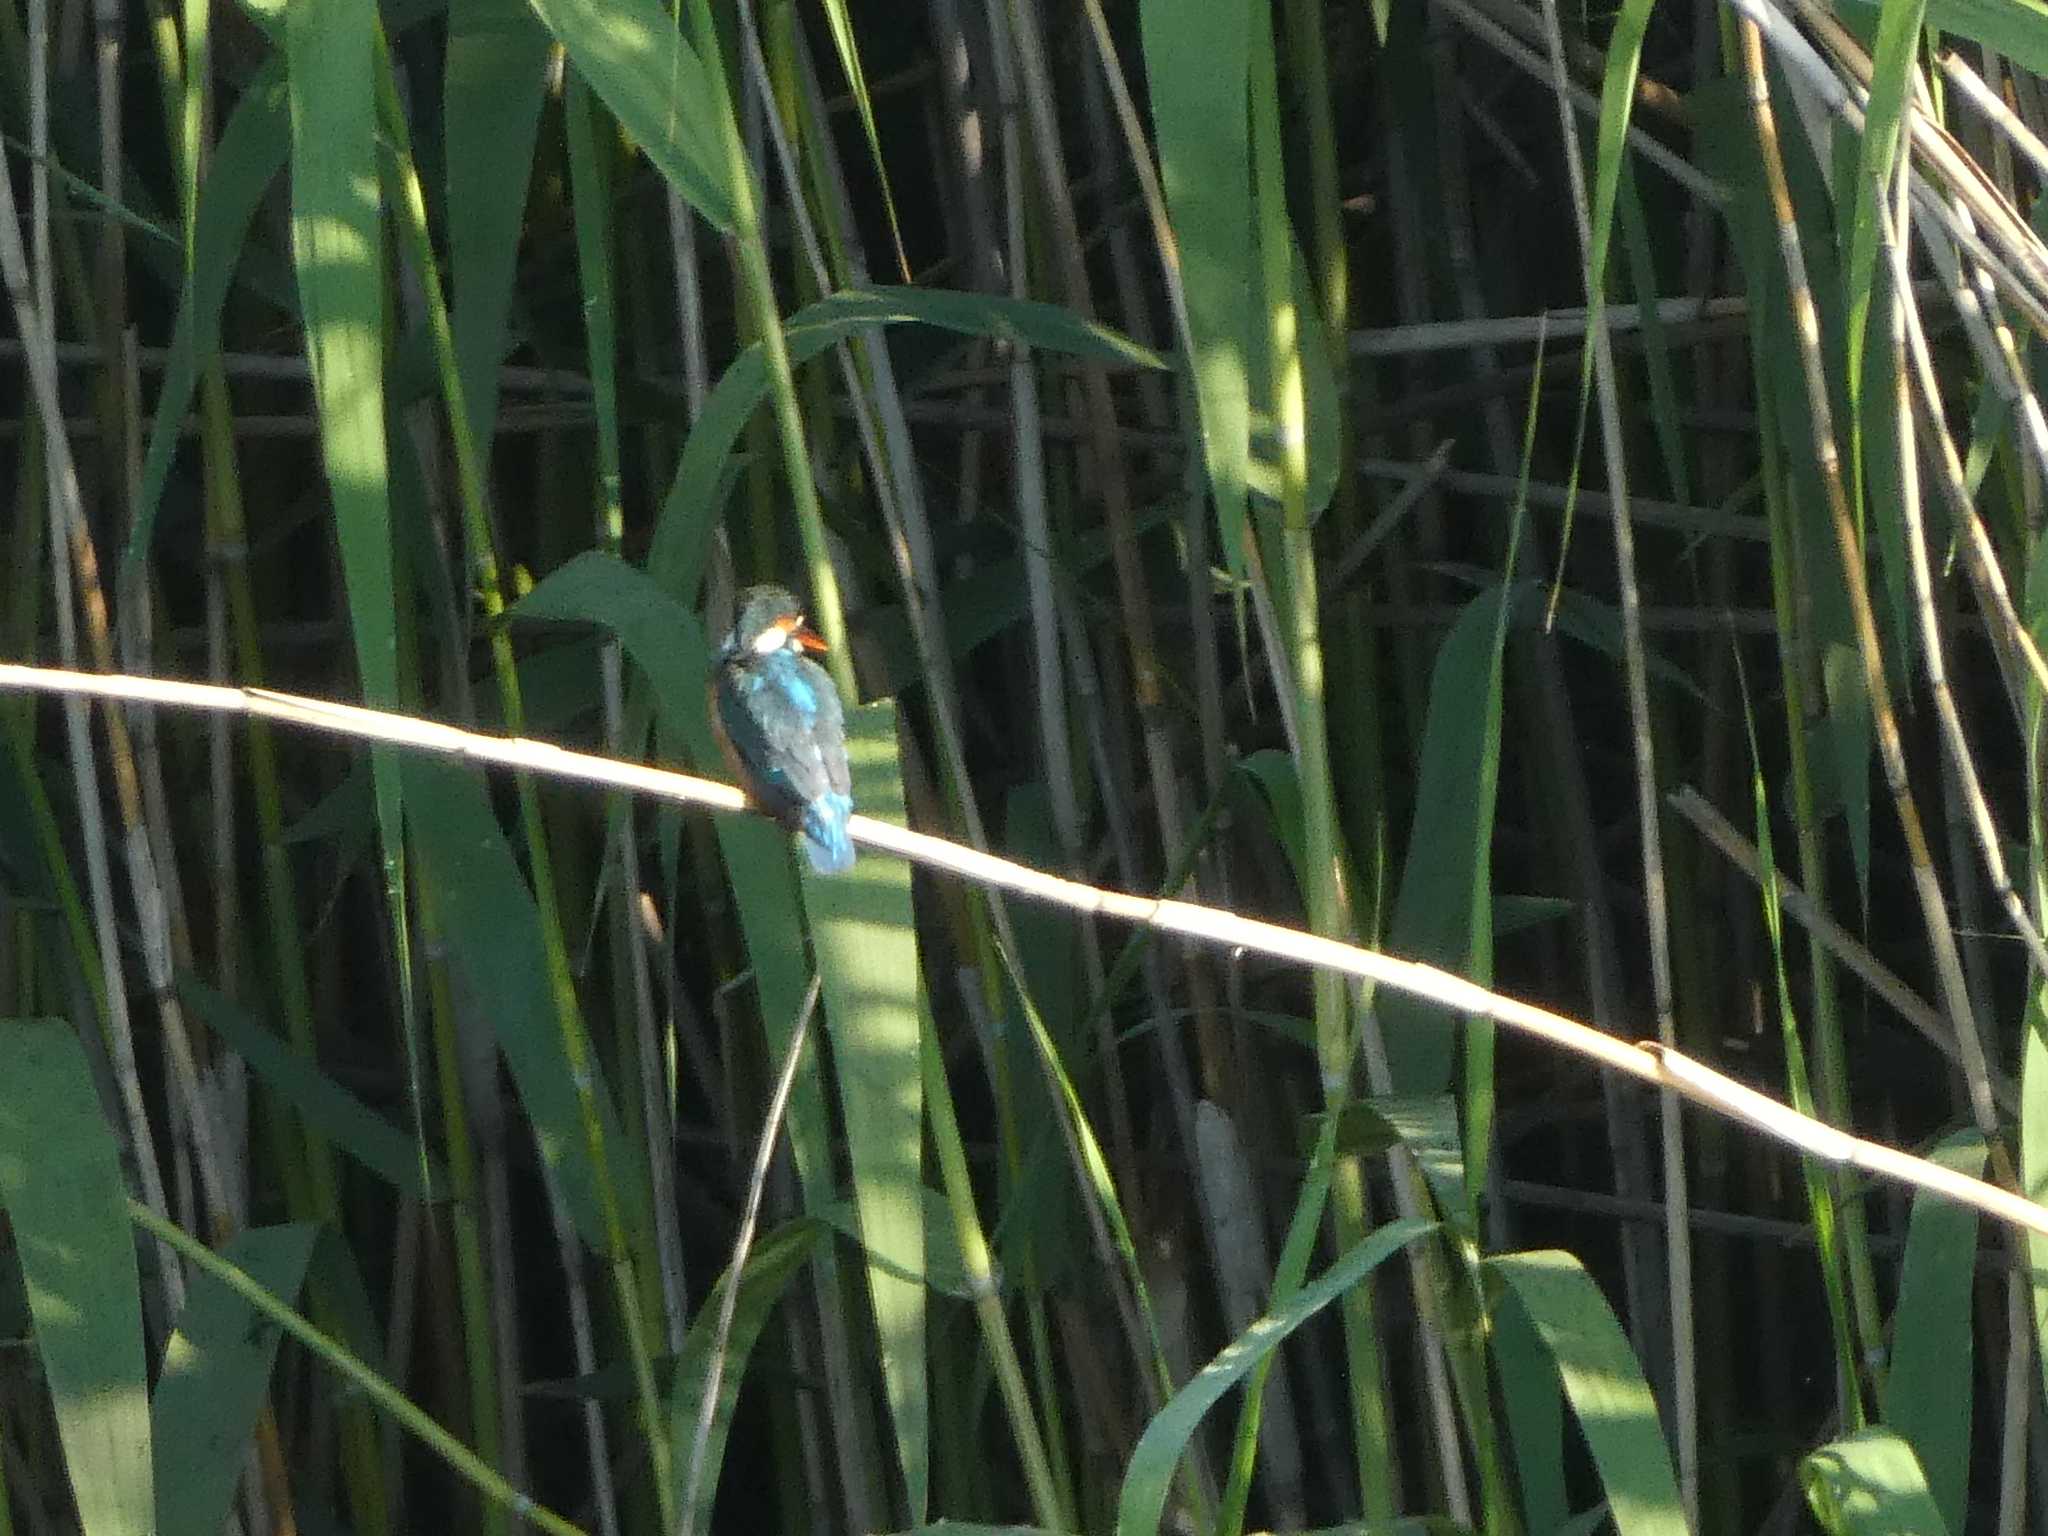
[814,0,909,278]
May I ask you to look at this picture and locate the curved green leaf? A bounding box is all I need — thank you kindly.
[666,1219,825,1528]
[520,0,732,230]
[1802,1428,1951,1536]
[648,288,1166,605]
[1115,1218,1436,1535]
[1490,1251,1685,1536]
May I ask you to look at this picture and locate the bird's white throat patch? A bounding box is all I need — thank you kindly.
[750,624,793,657]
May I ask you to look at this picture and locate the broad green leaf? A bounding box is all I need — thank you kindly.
[805,702,929,1521]
[1380,589,1508,1092]
[178,976,445,1197]
[817,1191,976,1300]
[402,758,650,1252]
[285,0,410,1075]
[130,59,289,565]
[303,1225,390,1370]
[1140,0,1251,576]
[1822,644,1874,909]
[1837,0,1927,695]
[286,0,393,711]
[1430,572,1707,704]
[1115,1218,1436,1535]
[153,1225,319,1536]
[2024,993,2048,1411]
[0,1019,153,1536]
[666,1220,824,1528]
[1245,236,1341,523]
[1695,79,1860,668]
[1801,1428,1951,1536]
[1496,894,1572,935]
[1002,785,1081,1057]
[1372,1097,1470,1231]
[1494,1285,1568,1536]
[1313,1097,1469,1230]
[521,0,733,229]
[1490,1251,1685,1536]
[891,1525,1471,1536]
[852,496,1182,695]
[447,0,550,449]
[1922,0,2048,73]
[1880,1129,1985,1534]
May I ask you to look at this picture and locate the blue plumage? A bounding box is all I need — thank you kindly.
[711,585,856,874]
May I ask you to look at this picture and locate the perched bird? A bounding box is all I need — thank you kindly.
[710,584,856,874]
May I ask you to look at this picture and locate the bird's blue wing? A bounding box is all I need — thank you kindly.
[722,653,851,808]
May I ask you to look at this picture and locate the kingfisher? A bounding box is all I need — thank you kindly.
[710,584,856,874]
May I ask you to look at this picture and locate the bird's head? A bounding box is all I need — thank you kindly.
[721,584,828,662]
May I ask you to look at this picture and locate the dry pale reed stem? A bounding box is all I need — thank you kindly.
[1533,0,1695,1511]
[4,662,2046,1244]
[1875,174,2048,991]
[1739,20,2006,1158]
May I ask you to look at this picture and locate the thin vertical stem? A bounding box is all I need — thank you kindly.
[1537,0,1694,1516]
[10,2,181,1322]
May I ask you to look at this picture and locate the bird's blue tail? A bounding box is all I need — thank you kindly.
[801,792,856,874]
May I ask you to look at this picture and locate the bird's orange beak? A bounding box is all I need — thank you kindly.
[778,614,828,653]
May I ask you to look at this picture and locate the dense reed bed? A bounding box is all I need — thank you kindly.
[8,0,2048,1530]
